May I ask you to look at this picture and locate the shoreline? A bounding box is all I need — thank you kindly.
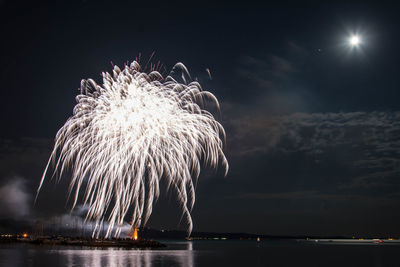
[302,238,400,244]
[0,236,166,248]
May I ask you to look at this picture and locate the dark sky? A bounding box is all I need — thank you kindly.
[1,0,400,237]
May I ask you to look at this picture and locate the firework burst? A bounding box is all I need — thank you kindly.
[37,61,228,238]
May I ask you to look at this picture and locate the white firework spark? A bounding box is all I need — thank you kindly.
[37,61,228,238]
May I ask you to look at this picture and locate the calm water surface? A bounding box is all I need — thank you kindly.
[1,240,399,267]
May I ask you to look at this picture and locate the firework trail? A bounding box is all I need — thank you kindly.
[37,60,228,238]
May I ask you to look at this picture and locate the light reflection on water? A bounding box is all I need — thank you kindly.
[57,242,194,267]
[0,241,194,267]
[2,240,400,267]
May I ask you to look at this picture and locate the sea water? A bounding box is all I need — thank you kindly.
[0,239,399,267]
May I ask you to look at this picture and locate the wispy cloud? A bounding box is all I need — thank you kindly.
[236,54,298,90]
[225,111,400,194]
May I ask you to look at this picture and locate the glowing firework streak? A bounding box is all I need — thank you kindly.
[37,61,228,238]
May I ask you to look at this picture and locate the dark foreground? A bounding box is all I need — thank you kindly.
[0,235,166,248]
[1,239,400,267]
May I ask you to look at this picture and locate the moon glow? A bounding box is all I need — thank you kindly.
[349,35,360,46]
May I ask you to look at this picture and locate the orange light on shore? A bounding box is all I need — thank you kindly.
[132,228,138,240]
[22,233,28,238]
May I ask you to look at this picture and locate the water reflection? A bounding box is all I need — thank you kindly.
[56,242,194,267]
[2,240,399,267]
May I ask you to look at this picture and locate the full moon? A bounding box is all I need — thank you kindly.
[349,35,360,46]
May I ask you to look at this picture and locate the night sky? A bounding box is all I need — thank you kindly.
[1,0,400,237]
